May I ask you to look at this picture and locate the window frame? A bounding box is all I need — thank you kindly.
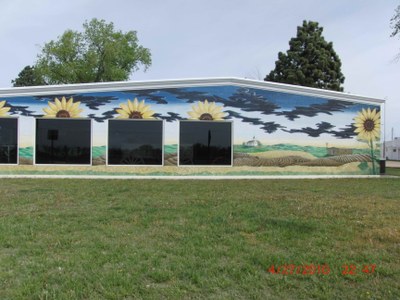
[0,117,19,165]
[178,120,233,167]
[34,117,93,166]
[106,119,164,167]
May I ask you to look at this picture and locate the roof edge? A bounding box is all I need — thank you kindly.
[0,77,385,104]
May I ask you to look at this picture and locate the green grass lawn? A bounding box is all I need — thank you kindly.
[386,167,400,177]
[1,179,399,299]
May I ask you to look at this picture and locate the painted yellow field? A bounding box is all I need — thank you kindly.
[248,150,317,159]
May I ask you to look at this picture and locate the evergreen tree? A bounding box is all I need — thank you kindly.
[265,20,345,91]
[12,65,46,87]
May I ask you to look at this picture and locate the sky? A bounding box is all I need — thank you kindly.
[0,0,399,140]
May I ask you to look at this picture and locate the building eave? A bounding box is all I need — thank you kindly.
[0,77,385,105]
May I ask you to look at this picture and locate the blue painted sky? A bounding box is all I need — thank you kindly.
[5,85,380,145]
[6,85,377,114]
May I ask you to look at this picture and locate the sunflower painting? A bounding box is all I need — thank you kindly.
[116,98,155,119]
[0,100,11,116]
[188,99,225,120]
[43,97,83,118]
[354,108,380,141]
[353,108,381,174]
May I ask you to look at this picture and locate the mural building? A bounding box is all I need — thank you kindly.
[0,78,384,177]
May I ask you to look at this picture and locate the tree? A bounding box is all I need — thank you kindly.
[391,5,400,37]
[12,65,46,87]
[391,4,400,58]
[12,18,151,86]
[265,20,345,91]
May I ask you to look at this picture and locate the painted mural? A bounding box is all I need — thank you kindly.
[0,84,381,176]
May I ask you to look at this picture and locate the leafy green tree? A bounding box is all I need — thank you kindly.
[265,20,345,91]
[12,18,151,86]
[12,65,46,87]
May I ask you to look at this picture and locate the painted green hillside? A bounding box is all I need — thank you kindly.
[17,144,377,160]
[234,144,329,157]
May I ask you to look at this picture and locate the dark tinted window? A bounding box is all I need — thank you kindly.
[179,121,232,166]
[108,119,163,165]
[0,118,18,164]
[35,118,91,164]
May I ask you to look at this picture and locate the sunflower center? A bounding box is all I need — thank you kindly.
[56,110,71,118]
[129,111,143,119]
[199,113,213,120]
[364,119,375,132]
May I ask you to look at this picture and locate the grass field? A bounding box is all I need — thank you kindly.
[1,178,399,299]
[386,167,400,177]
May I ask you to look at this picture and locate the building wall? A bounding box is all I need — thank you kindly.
[0,81,383,176]
[385,138,400,160]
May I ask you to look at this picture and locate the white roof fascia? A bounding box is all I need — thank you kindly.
[0,77,385,105]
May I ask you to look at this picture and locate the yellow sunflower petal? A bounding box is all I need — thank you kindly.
[198,101,205,112]
[132,98,139,111]
[191,104,201,114]
[0,106,11,113]
[353,115,365,123]
[69,109,81,117]
[116,109,129,118]
[354,123,364,129]
[372,126,380,134]
[358,108,367,121]
[212,112,226,120]
[357,133,366,140]
[363,134,371,141]
[66,97,74,110]
[61,97,68,110]
[70,101,81,111]
[211,104,223,114]
[354,127,364,133]
[70,109,83,117]
[372,111,381,122]
[0,108,10,116]
[137,100,145,111]
[142,110,155,119]
[127,99,134,112]
[141,104,152,113]
[188,111,200,119]
[43,107,55,115]
[369,108,376,120]
[207,102,216,113]
[353,118,363,125]
[47,101,58,112]
[119,103,130,113]
[204,100,211,113]
[54,98,63,110]
[360,108,367,119]
[372,129,380,137]
[0,100,5,109]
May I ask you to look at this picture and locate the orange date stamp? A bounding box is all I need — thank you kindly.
[268,264,376,275]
